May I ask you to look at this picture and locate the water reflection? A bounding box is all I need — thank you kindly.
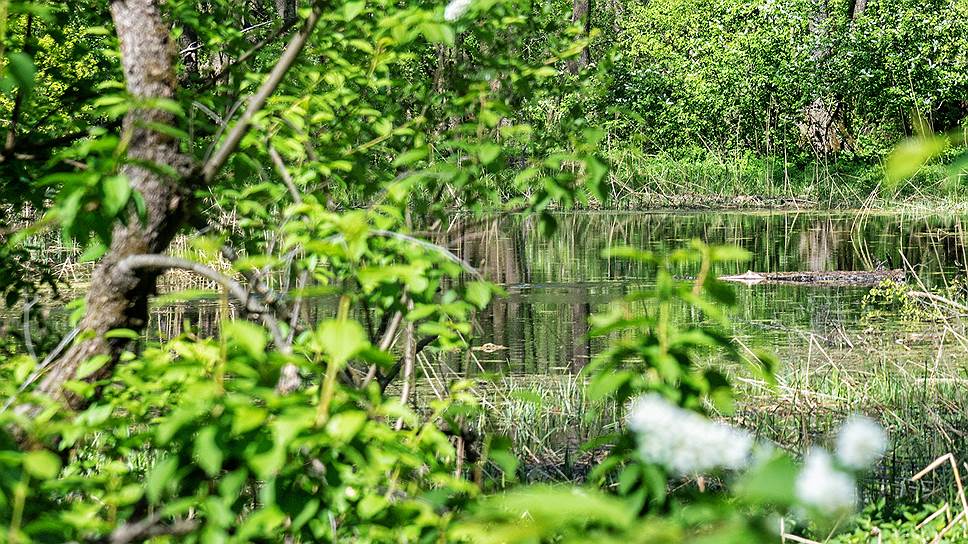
[452,211,968,375]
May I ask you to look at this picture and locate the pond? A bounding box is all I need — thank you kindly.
[25,209,968,499]
[438,210,968,497]
[464,210,968,373]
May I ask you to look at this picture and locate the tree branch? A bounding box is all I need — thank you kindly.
[361,310,403,388]
[3,14,33,154]
[268,143,303,203]
[199,18,298,90]
[201,5,323,183]
[379,335,438,393]
[394,300,415,430]
[115,254,288,350]
[103,512,198,544]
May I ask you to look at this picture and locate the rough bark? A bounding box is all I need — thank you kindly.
[567,0,592,74]
[34,0,195,407]
[798,0,842,156]
[801,98,842,156]
[848,0,867,20]
[28,1,324,410]
[274,0,296,25]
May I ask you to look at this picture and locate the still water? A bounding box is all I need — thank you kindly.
[462,210,968,373]
[144,210,968,498]
[451,210,968,498]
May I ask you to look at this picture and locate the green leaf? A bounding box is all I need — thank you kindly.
[587,370,632,402]
[734,452,798,506]
[146,456,179,504]
[481,486,634,528]
[357,494,387,520]
[393,147,428,167]
[315,319,368,366]
[223,320,267,359]
[142,121,189,141]
[105,328,141,340]
[325,411,367,443]
[22,450,61,479]
[6,52,35,96]
[75,354,110,380]
[885,135,948,185]
[487,436,519,477]
[79,239,108,262]
[478,143,501,165]
[232,406,268,435]
[710,244,751,263]
[584,156,608,201]
[343,0,366,21]
[102,175,131,216]
[194,426,223,477]
[420,22,455,45]
[465,281,493,309]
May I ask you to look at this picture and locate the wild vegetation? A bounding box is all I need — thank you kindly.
[1,0,968,543]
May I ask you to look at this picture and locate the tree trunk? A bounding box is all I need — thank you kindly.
[567,0,592,74]
[34,0,194,407]
[274,0,296,25]
[848,0,867,20]
[799,0,842,156]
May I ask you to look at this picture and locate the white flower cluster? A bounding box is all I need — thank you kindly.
[627,394,753,475]
[795,448,857,515]
[625,396,889,518]
[794,415,887,515]
[444,0,473,21]
[835,415,888,469]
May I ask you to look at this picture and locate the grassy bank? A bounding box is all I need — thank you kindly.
[599,146,968,209]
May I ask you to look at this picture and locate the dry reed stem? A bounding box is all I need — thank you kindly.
[916,502,950,530]
[930,510,966,544]
[912,453,968,539]
[778,533,821,544]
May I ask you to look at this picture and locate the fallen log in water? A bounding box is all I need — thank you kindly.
[720,268,904,287]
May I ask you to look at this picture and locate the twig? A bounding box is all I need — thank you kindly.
[22,297,36,360]
[907,290,968,314]
[912,453,968,534]
[917,502,950,530]
[395,299,416,431]
[1,326,80,414]
[379,335,437,393]
[331,229,483,280]
[362,310,403,388]
[201,18,298,89]
[268,143,303,203]
[106,511,198,544]
[201,4,323,183]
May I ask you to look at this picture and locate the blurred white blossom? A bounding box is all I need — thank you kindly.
[444,0,473,21]
[627,394,753,474]
[796,448,857,515]
[836,415,887,470]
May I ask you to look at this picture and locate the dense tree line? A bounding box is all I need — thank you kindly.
[579,0,968,164]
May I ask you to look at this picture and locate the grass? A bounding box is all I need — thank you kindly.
[600,145,968,210]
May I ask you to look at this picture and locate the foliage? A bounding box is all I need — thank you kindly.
[599,0,968,161]
[0,330,476,541]
[454,243,883,543]
[0,0,949,542]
